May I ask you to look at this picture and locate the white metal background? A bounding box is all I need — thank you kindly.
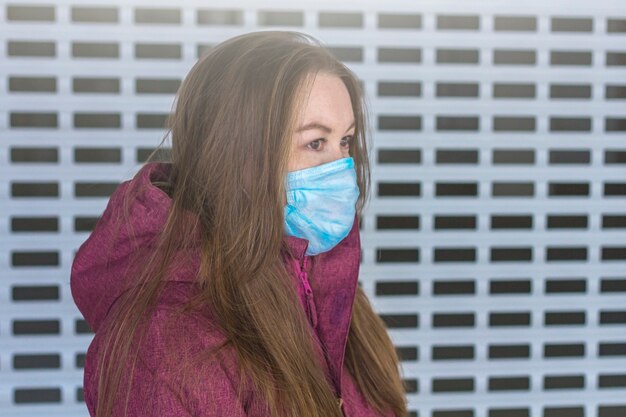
[1,0,625,416]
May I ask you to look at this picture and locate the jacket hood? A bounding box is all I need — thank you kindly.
[70,160,362,397]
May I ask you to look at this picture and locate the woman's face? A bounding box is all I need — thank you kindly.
[288,73,355,173]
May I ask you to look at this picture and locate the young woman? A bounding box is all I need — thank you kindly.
[71,30,408,417]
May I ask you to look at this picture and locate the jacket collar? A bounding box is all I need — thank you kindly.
[71,161,361,395]
[281,213,361,395]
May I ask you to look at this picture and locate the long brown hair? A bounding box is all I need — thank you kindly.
[94,30,408,417]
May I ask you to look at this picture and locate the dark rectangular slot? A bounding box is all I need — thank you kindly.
[435,182,478,196]
[380,314,419,328]
[436,116,479,131]
[493,116,536,131]
[607,18,626,33]
[396,346,418,361]
[376,249,420,263]
[490,280,531,294]
[12,251,59,267]
[546,215,588,229]
[600,279,626,293]
[550,117,592,132]
[72,42,119,58]
[605,150,626,164]
[600,310,626,325]
[378,149,421,164]
[546,247,588,261]
[436,149,478,164]
[434,215,476,230]
[10,112,58,128]
[543,343,585,358]
[436,48,480,64]
[376,215,419,230]
[378,13,422,29]
[14,354,60,369]
[432,345,475,360]
[11,182,59,198]
[376,281,419,296]
[8,41,55,57]
[489,344,530,359]
[10,147,58,163]
[378,115,421,130]
[74,113,121,128]
[549,149,590,164]
[134,7,181,24]
[544,375,585,389]
[436,14,479,30]
[433,280,475,295]
[135,43,182,59]
[377,47,422,64]
[432,377,474,392]
[550,84,592,99]
[493,49,536,66]
[544,311,586,325]
[71,6,118,23]
[488,376,530,391]
[545,279,586,293]
[490,247,533,262]
[74,182,119,198]
[377,81,421,97]
[14,388,61,404]
[491,215,533,229]
[7,5,55,21]
[12,285,59,301]
[548,182,590,196]
[550,50,592,66]
[432,313,475,327]
[489,312,531,327]
[197,9,243,25]
[327,47,363,62]
[9,76,56,92]
[74,147,122,163]
[13,319,60,335]
[73,77,120,93]
[433,248,476,262]
[436,82,479,98]
[607,53,626,67]
[489,408,530,417]
[378,182,421,197]
[492,149,535,164]
[551,17,593,32]
[493,83,536,98]
[493,15,536,32]
[257,10,304,26]
[606,85,626,99]
[598,342,626,356]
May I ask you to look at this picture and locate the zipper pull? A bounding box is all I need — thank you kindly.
[337,396,345,414]
[297,257,318,329]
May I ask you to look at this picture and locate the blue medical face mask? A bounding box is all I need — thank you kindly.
[284,157,360,256]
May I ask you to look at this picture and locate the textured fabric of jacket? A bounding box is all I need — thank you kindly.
[70,161,394,417]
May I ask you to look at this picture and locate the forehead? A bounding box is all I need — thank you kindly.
[297,73,354,127]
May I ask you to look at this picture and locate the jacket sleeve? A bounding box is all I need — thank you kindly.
[83,305,250,417]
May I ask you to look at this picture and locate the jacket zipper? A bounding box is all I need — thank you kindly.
[294,256,345,416]
[296,256,318,329]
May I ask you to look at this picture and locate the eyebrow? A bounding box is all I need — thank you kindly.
[296,119,355,134]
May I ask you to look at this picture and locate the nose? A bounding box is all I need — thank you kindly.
[323,140,349,165]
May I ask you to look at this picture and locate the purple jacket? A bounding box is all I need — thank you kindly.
[71,161,393,417]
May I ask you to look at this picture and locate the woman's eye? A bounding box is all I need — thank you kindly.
[307,136,352,151]
[307,139,324,150]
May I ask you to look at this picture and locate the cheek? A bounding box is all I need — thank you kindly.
[288,150,314,172]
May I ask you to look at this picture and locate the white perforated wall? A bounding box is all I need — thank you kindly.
[1,1,626,416]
